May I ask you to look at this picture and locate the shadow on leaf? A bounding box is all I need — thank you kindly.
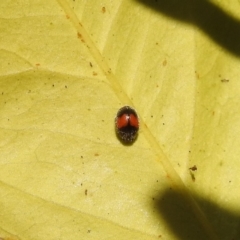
[135,0,240,57]
[152,187,240,239]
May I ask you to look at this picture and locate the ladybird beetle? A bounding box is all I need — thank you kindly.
[115,106,139,143]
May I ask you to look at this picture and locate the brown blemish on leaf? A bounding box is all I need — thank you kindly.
[77,32,85,43]
[189,165,197,171]
[221,79,229,83]
[195,71,200,79]
[189,165,197,182]
[190,172,196,182]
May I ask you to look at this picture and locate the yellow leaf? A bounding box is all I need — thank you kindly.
[1,0,240,239]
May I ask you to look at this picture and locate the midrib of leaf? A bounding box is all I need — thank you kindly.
[56,0,219,239]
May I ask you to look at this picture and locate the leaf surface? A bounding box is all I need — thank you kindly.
[0,0,240,239]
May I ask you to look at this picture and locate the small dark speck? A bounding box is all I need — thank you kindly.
[152,197,155,200]
[221,79,229,83]
[87,230,91,233]
[189,165,197,171]
[89,62,93,67]
[81,156,83,158]
[52,84,54,87]
[151,115,153,118]
[163,123,165,125]
[190,172,196,182]
[85,189,88,195]
[2,92,4,95]
[65,85,68,88]
[77,32,82,39]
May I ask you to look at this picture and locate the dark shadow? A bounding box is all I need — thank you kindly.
[135,0,240,57]
[151,187,240,239]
